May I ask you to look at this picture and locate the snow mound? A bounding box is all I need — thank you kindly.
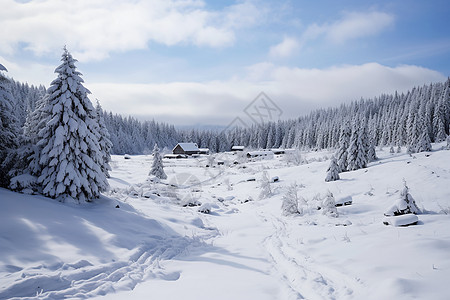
[383,214,419,227]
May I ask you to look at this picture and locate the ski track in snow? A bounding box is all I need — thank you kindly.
[258,210,361,300]
[1,235,191,300]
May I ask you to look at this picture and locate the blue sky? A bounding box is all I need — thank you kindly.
[1,0,449,126]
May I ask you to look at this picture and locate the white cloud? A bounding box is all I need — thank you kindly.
[0,55,55,86]
[87,62,445,125]
[0,0,263,61]
[326,11,395,44]
[269,36,300,58]
[268,11,394,59]
[300,11,395,46]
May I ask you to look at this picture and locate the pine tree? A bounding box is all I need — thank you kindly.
[325,156,340,182]
[322,191,338,218]
[416,128,432,152]
[37,47,108,202]
[95,100,112,178]
[149,143,167,180]
[336,121,350,172]
[0,63,19,187]
[446,132,450,150]
[347,118,367,171]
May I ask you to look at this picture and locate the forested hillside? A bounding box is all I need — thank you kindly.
[4,75,450,155]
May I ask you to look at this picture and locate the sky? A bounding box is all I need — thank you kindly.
[1,0,449,126]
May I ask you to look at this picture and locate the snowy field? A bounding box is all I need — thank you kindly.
[1,144,450,299]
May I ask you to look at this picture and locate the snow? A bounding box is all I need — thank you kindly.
[1,143,450,299]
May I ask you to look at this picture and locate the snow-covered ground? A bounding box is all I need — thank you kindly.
[1,144,450,299]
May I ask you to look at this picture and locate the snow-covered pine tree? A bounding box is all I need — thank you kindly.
[15,94,49,176]
[416,128,432,152]
[37,47,109,202]
[149,143,167,180]
[0,63,19,187]
[322,191,338,218]
[8,93,50,193]
[367,119,377,162]
[325,156,340,182]
[347,118,367,171]
[446,132,450,150]
[95,100,112,178]
[336,121,350,172]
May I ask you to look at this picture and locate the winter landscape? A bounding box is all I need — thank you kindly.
[1,1,450,299]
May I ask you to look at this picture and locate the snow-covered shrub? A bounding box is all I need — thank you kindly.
[322,191,339,218]
[389,146,395,154]
[284,149,304,166]
[9,174,39,194]
[438,204,450,215]
[182,198,202,207]
[223,177,233,191]
[198,203,212,214]
[325,156,340,182]
[281,183,303,216]
[259,171,272,199]
[384,181,421,216]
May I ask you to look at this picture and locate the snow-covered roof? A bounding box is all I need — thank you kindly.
[175,143,199,152]
[232,146,245,150]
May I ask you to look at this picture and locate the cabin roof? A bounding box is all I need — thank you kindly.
[175,143,199,152]
[232,146,245,150]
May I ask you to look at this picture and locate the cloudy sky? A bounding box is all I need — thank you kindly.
[1,0,449,126]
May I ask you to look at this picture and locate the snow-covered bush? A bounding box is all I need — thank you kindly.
[198,203,212,214]
[259,171,272,199]
[284,149,304,166]
[384,181,421,216]
[325,156,340,182]
[223,177,233,191]
[9,174,38,194]
[281,183,303,216]
[322,191,339,218]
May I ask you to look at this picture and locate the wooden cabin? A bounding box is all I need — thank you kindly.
[172,143,200,156]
